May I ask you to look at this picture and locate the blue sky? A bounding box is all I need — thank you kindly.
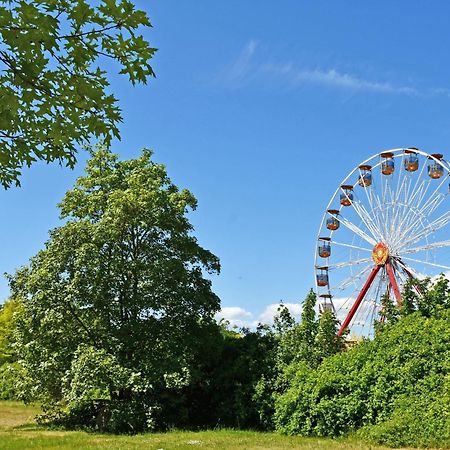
[2,1,450,326]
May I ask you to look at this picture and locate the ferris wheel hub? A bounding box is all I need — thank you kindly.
[372,242,389,266]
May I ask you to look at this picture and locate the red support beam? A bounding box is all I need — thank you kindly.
[386,261,402,305]
[400,262,414,279]
[338,265,381,336]
[398,260,423,296]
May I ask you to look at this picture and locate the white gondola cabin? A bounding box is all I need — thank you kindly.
[316,266,329,287]
[381,152,395,175]
[340,185,353,206]
[358,165,372,187]
[318,237,331,258]
[404,148,419,172]
[428,154,444,179]
[326,209,340,231]
[319,294,334,314]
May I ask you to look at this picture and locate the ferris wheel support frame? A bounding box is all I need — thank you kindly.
[337,260,402,336]
[317,147,450,337]
[386,262,402,305]
[337,264,380,336]
[397,259,424,296]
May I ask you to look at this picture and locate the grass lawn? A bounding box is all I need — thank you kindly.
[0,401,426,450]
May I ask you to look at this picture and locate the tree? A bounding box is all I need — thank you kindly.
[0,297,24,400]
[252,293,321,430]
[299,289,317,350]
[314,309,343,361]
[0,0,156,187]
[282,289,318,366]
[0,297,22,365]
[11,146,220,431]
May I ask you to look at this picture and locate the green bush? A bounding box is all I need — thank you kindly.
[274,310,450,447]
[361,376,450,448]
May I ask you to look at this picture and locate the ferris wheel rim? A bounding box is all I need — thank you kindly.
[315,148,449,243]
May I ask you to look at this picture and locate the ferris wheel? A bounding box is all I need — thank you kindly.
[314,148,450,337]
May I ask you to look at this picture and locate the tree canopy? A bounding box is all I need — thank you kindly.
[0,0,155,187]
[11,147,220,431]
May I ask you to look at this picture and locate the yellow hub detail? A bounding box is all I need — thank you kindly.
[372,242,389,266]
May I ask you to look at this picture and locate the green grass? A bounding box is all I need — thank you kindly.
[0,401,428,450]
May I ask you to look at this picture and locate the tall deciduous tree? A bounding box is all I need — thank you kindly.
[314,309,343,361]
[11,147,220,431]
[0,0,156,187]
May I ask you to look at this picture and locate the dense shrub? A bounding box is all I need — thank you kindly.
[360,380,450,448]
[274,310,450,448]
[178,323,277,430]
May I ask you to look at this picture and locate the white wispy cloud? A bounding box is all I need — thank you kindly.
[262,64,418,95]
[217,40,450,97]
[218,39,258,87]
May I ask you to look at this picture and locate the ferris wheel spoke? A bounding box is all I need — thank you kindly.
[417,172,449,211]
[396,258,426,282]
[328,257,372,270]
[333,215,377,246]
[351,199,383,241]
[358,277,381,318]
[413,179,433,211]
[420,193,447,220]
[401,175,449,237]
[393,260,419,289]
[401,239,450,254]
[334,280,372,322]
[391,165,416,241]
[393,212,429,251]
[332,241,372,253]
[411,195,445,230]
[330,264,373,291]
[405,154,428,207]
[379,175,391,235]
[400,211,450,249]
[400,194,448,246]
[385,175,404,243]
[357,168,386,237]
[358,275,383,334]
[399,179,430,233]
[393,152,407,204]
[364,159,391,240]
[380,168,388,206]
[390,176,410,237]
[417,174,449,216]
[398,156,428,234]
[400,256,450,271]
[396,191,424,234]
